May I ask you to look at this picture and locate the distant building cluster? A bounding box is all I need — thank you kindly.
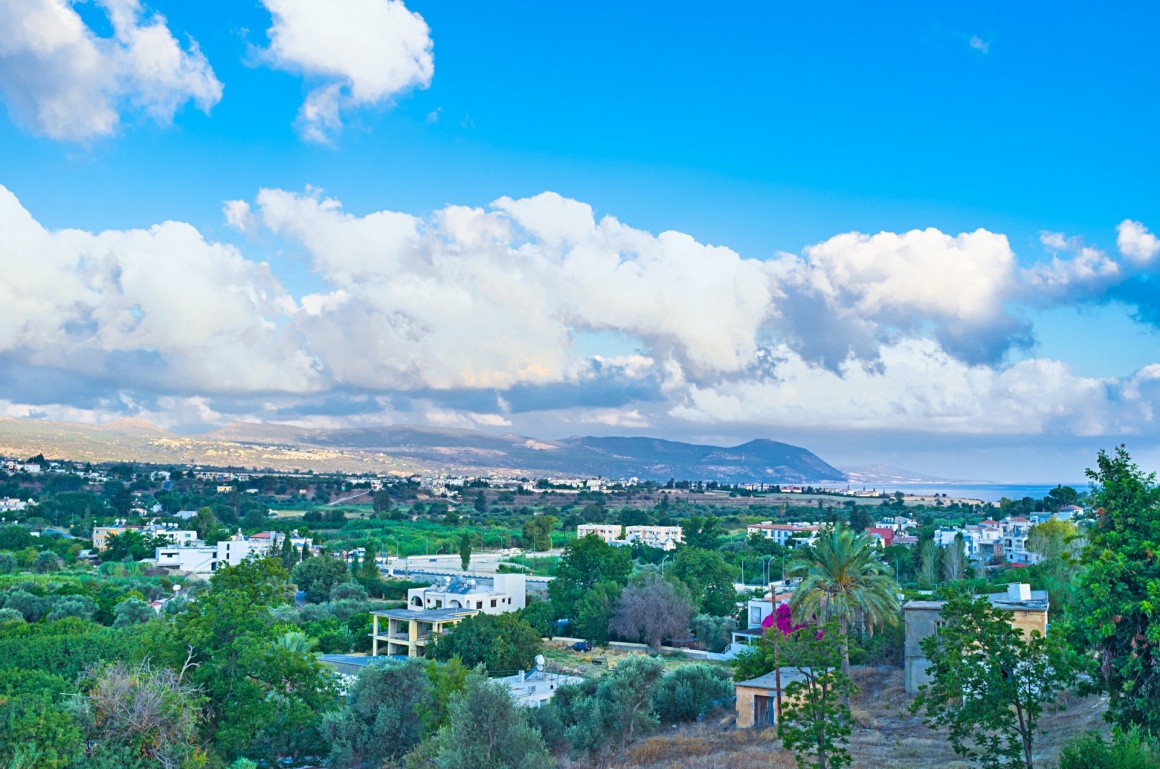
[932,507,1083,566]
[575,523,684,551]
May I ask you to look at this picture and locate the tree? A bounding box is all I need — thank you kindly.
[918,538,940,586]
[292,555,351,603]
[0,552,17,574]
[548,534,632,619]
[668,546,737,616]
[1075,446,1160,734]
[372,490,392,515]
[573,581,621,645]
[653,663,733,723]
[910,593,1077,769]
[280,533,298,570]
[428,613,542,674]
[608,572,693,650]
[71,661,205,769]
[547,655,667,753]
[0,525,33,551]
[359,539,379,581]
[520,515,556,551]
[431,675,552,769]
[1026,518,1079,563]
[847,505,874,533]
[1044,484,1080,510]
[458,532,472,571]
[943,532,967,581]
[47,595,96,622]
[171,557,337,759]
[681,514,723,550]
[778,622,857,769]
[518,597,556,638]
[33,550,63,573]
[113,597,156,628]
[323,660,434,769]
[788,525,900,679]
[100,531,166,563]
[195,507,218,539]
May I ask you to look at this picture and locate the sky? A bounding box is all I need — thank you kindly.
[1,0,1159,482]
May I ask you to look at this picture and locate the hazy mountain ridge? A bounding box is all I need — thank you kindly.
[0,418,845,483]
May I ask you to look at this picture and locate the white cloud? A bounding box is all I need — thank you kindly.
[0,0,221,140]
[772,227,1029,366]
[969,36,990,54]
[1117,220,1160,266]
[248,187,778,389]
[259,0,433,143]
[671,338,1152,437]
[3,181,1159,443]
[0,184,315,394]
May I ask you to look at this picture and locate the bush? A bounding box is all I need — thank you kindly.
[330,582,369,603]
[47,595,97,622]
[690,614,736,654]
[1059,729,1160,769]
[0,552,16,574]
[293,556,352,603]
[653,664,734,723]
[32,550,63,574]
[0,608,24,623]
[111,597,154,628]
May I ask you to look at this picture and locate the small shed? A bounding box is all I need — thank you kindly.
[734,669,806,728]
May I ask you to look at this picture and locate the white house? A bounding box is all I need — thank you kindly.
[746,522,819,547]
[154,530,283,574]
[406,574,527,614]
[498,658,584,707]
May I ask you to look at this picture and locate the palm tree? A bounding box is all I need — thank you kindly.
[273,631,316,655]
[787,524,901,678]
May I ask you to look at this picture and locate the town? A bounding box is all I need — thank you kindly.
[0,444,1136,769]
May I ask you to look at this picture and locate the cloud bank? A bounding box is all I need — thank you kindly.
[1,183,1159,445]
[0,0,221,140]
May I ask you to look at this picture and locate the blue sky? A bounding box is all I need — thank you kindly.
[0,0,1158,480]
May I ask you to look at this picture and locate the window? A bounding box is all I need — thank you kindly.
[491,599,497,607]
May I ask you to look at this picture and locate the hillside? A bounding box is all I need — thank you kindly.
[0,417,845,483]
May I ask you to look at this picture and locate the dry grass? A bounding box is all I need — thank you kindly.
[561,667,1109,769]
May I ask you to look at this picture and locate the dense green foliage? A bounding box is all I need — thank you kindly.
[1059,728,1160,769]
[1076,447,1160,734]
[428,612,542,675]
[911,593,1078,769]
[777,623,858,769]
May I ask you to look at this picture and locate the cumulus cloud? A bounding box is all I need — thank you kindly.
[0,0,221,140]
[2,182,1159,443]
[969,36,991,54]
[771,227,1030,366]
[259,0,433,143]
[0,184,315,395]
[1117,220,1160,266]
[671,338,1153,437]
[248,187,777,389]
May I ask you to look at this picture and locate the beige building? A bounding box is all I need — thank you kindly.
[370,608,475,657]
[903,583,1048,693]
[374,575,528,658]
[735,669,806,728]
[93,525,139,551]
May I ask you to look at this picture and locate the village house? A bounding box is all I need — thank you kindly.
[497,656,585,707]
[575,523,684,550]
[371,575,528,658]
[903,583,1048,693]
[745,522,819,547]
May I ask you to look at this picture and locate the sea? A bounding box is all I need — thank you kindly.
[868,483,1087,504]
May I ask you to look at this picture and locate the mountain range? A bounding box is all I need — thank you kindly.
[0,417,846,483]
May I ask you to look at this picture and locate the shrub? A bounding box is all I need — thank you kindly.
[1059,729,1160,769]
[32,550,63,574]
[0,608,24,623]
[111,597,154,628]
[0,552,17,574]
[47,596,97,622]
[690,614,736,653]
[653,664,734,723]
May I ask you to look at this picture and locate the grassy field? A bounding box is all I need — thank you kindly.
[555,667,1109,769]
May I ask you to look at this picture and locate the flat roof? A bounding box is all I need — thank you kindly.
[372,608,477,621]
[736,669,808,690]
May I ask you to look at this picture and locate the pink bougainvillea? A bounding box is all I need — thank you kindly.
[763,603,824,639]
